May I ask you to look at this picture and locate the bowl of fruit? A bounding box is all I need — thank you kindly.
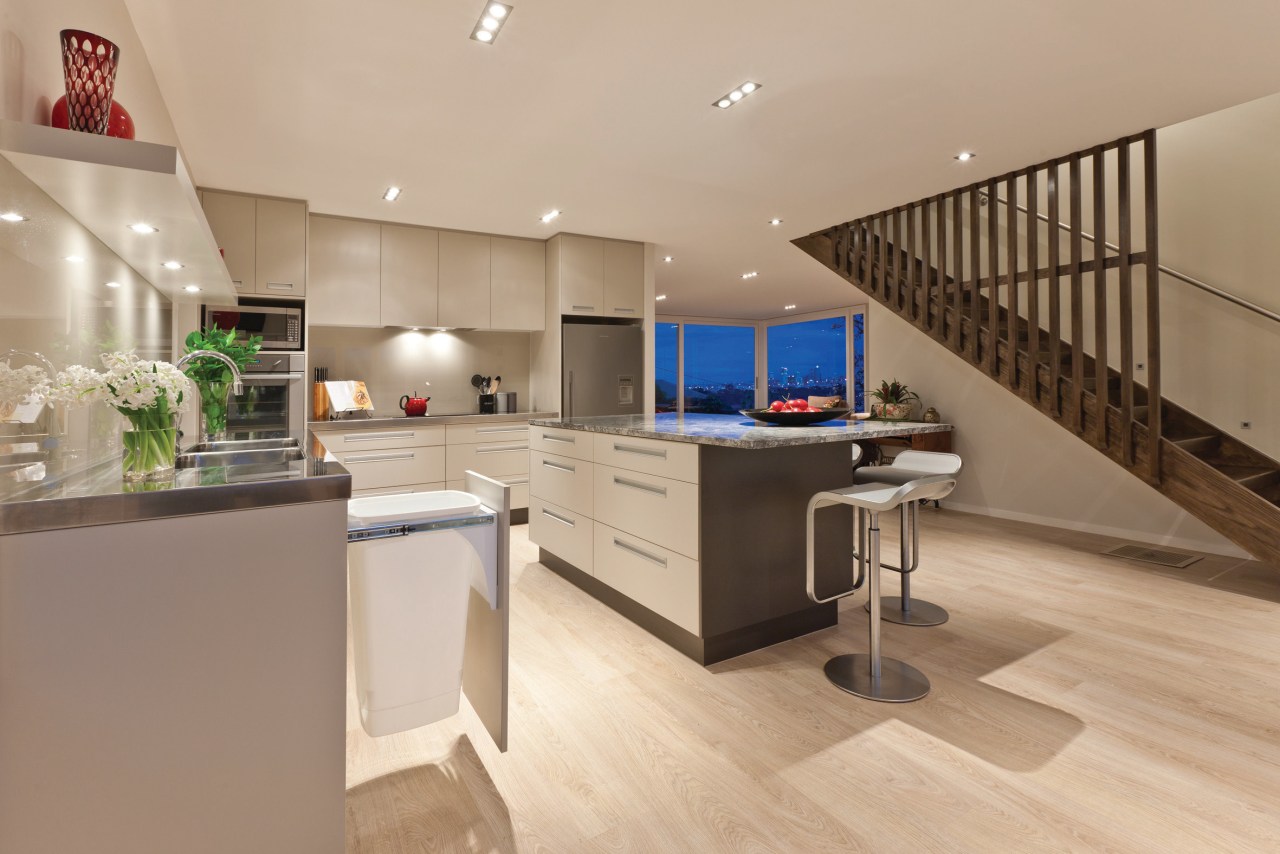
[741,399,851,426]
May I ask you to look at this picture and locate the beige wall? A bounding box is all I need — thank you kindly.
[308,326,532,417]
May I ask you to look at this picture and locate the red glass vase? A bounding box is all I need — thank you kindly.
[59,29,121,135]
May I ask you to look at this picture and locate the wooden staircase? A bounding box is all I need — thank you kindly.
[794,130,1280,565]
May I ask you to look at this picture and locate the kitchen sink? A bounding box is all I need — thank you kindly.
[176,437,305,469]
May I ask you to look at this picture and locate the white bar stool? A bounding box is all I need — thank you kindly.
[854,450,962,627]
[805,473,957,703]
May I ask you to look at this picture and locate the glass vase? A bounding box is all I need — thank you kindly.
[60,29,121,135]
[122,419,178,482]
[198,380,231,443]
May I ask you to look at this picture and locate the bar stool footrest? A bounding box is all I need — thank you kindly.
[863,596,949,627]
[824,654,930,703]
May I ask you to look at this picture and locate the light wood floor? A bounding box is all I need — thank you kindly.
[345,510,1280,853]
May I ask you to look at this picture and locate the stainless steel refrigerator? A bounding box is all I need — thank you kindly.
[562,322,645,418]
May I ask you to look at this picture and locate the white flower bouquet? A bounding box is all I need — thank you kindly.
[0,361,49,420]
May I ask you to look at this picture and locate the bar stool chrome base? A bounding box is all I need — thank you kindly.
[824,653,931,703]
[865,596,949,626]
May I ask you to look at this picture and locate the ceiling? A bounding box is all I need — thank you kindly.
[124,0,1280,320]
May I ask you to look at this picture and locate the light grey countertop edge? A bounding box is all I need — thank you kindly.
[309,412,557,431]
[528,415,953,449]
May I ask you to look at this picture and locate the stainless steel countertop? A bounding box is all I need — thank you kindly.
[0,432,351,536]
[530,413,953,449]
[309,411,556,431]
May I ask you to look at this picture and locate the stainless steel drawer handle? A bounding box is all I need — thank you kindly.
[475,444,529,454]
[613,476,666,497]
[541,459,576,473]
[613,538,668,567]
[571,305,595,311]
[613,443,666,459]
[345,431,415,442]
[541,508,575,528]
[477,427,529,434]
[265,281,295,290]
[543,434,575,444]
[613,307,636,313]
[345,451,414,464]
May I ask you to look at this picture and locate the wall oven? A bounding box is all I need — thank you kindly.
[225,353,308,439]
[203,303,303,351]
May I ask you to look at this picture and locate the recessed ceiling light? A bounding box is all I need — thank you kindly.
[713,81,761,109]
[162,260,184,270]
[128,222,158,234]
[0,212,27,222]
[662,256,673,263]
[769,218,783,226]
[383,186,402,201]
[784,304,797,310]
[954,152,976,162]
[656,294,667,301]
[539,209,561,224]
[184,284,201,293]
[64,255,85,264]
[472,1,512,43]
[105,281,121,289]
[741,271,758,279]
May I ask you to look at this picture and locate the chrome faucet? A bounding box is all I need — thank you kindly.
[175,350,244,395]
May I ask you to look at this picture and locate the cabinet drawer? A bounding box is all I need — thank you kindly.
[593,464,699,560]
[592,433,699,483]
[529,451,593,517]
[353,482,445,499]
[593,522,700,635]
[529,426,592,461]
[446,440,530,481]
[319,426,445,452]
[445,422,531,445]
[448,477,528,510]
[333,446,445,491]
[529,497,593,574]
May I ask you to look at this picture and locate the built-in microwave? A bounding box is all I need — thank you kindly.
[202,303,303,351]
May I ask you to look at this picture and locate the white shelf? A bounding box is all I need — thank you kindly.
[0,120,236,304]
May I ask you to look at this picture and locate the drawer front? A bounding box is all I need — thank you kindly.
[446,440,530,481]
[445,422,531,445]
[333,445,445,491]
[593,522,700,635]
[529,451,593,517]
[592,433,699,483]
[447,476,529,510]
[353,482,445,499]
[593,464,699,560]
[529,497,593,574]
[319,426,445,452]
[529,426,592,461]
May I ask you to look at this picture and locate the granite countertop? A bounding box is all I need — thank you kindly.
[0,431,350,536]
[529,413,953,449]
[309,411,556,431]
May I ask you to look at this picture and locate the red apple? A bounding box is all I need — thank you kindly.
[769,400,786,412]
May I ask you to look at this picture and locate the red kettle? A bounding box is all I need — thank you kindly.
[399,392,429,417]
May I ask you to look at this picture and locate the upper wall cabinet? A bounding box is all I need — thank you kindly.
[380,224,439,328]
[439,231,492,329]
[308,215,380,327]
[553,234,643,318]
[200,190,307,297]
[491,237,545,331]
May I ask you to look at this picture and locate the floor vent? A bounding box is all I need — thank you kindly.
[1104,544,1202,568]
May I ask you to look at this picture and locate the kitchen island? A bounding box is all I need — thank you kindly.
[527,413,953,664]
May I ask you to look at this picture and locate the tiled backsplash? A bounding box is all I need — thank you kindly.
[308,326,532,417]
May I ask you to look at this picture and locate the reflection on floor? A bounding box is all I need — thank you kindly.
[345,510,1280,853]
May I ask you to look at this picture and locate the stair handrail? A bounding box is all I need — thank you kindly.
[981,191,1280,326]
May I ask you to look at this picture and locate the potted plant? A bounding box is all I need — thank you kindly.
[181,328,262,442]
[869,378,920,420]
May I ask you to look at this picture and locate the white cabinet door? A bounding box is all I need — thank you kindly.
[380,224,439,328]
[438,231,491,328]
[255,198,307,297]
[558,234,604,316]
[603,240,644,318]
[490,237,545,330]
[307,216,381,327]
[201,190,255,295]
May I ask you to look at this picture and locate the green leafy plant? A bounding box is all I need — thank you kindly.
[182,327,262,439]
[869,378,920,406]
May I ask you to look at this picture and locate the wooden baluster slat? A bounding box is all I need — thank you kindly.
[1026,168,1040,403]
[987,179,1000,375]
[1144,130,1162,481]
[936,194,948,341]
[906,202,918,321]
[921,200,932,330]
[1117,143,1135,466]
[1069,155,1085,433]
[1006,175,1020,390]
[953,192,963,349]
[888,208,898,308]
[1092,148,1109,449]
[852,219,863,286]
[877,211,887,303]
[1047,160,1062,416]
[970,186,981,362]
